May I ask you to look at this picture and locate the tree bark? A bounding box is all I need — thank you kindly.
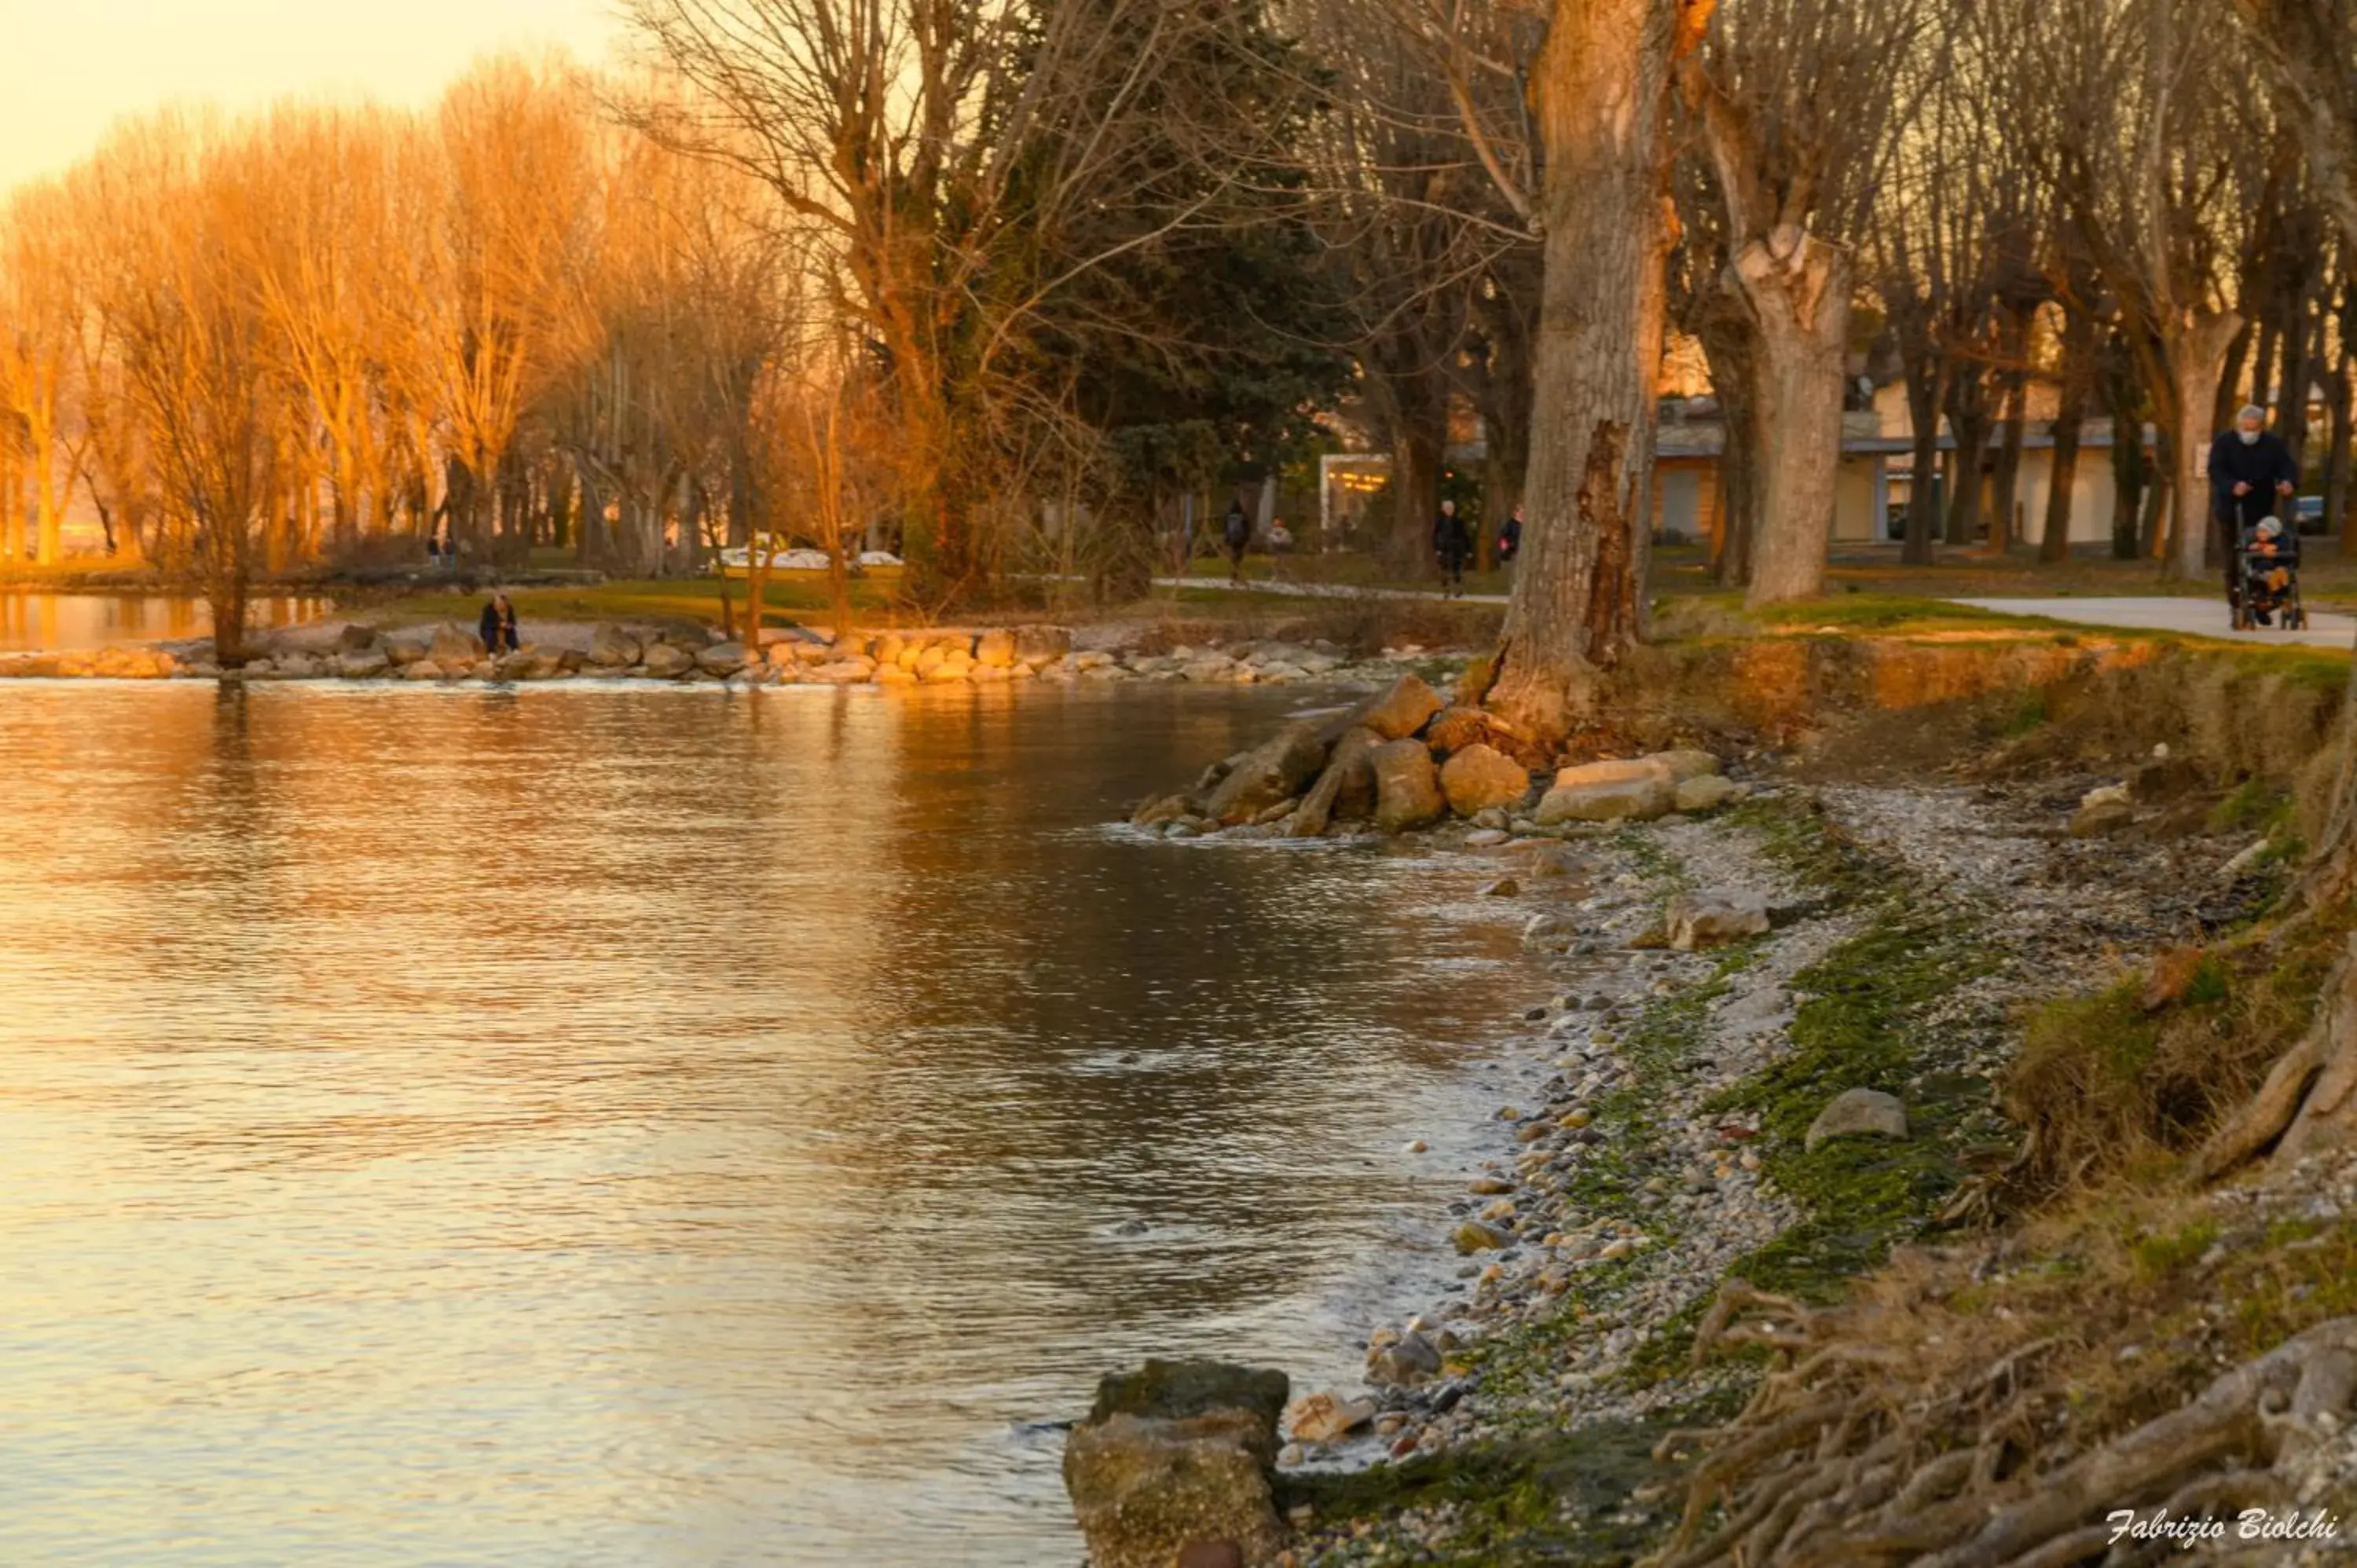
[1485,0,1684,742]
[2043,305,2097,562]
[2140,466,2172,560]
[1695,280,1761,584]
[1942,382,1989,548]
[2167,309,2244,581]
[1388,392,1449,577]
[1990,369,2027,556]
[1901,353,1943,566]
[2328,350,2354,550]
[1741,234,1848,606]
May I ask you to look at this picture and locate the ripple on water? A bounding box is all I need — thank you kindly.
[0,680,1542,1566]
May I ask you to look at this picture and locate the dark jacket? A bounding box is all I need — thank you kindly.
[1433,511,1473,559]
[1222,507,1252,548]
[1497,515,1523,562]
[2209,429,2299,522]
[479,602,518,654]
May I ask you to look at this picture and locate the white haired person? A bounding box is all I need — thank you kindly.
[2208,404,2298,614]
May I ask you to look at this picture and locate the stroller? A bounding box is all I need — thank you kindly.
[2232,515,2308,630]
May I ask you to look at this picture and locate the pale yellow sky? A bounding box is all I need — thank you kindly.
[0,0,629,195]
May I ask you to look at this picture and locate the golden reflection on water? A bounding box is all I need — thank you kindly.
[0,681,1528,1566]
[0,593,331,653]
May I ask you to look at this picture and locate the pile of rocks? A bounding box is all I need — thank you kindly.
[0,646,181,680]
[0,621,1451,693]
[1131,673,1752,841]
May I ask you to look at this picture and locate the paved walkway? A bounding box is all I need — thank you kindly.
[1951,596,2357,649]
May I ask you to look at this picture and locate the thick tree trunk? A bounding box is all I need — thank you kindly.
[2168,309,2243,581]
[1,458,21,560]
[1484,0,1680,742]
[32,438,59,565]
[1943,401,1989,548]
[2281,301,2319,468]
[1695,286,1761,585]
[1990,375,2026,555]
[1741,236,1848,606]
[2141,467,2172,560]
[2044,308,2097,562]
[1388,396,1447,577]
[2327,352,2354,550]
[1901,356,1942,566]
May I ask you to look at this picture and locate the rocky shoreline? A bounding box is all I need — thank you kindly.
[0,620,1452,691]
[1068,663,2347,1567]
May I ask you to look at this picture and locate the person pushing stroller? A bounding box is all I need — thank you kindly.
[2209,404,2298,617]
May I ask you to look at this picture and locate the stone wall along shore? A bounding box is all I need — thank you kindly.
[0,621,1429,690]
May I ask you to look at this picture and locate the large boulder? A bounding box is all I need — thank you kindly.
[588,625,643,668]
[1346,672,1445,742]
[1365,1331,1442,1387]
[1015,625,1074,664]
[336,649,391,680]
[1439,744,1532,819]
[334,622,380,653]
[1285,1392,1376,1445]
[429,621,486,665]
[1423,704,1505,759]
[1288,727,1381,837]
[1674,775,1742,814]
[1534,758,1676,826]
[1371,738,1446,833]
[1064,1360,1289,1568]
[973,629,1017,668]
[696,641,753,676]
[383,636,430,667]
[519,647,569,681]
[1666,892,1770,951]
[1805,1088,1910,1152]
[1650,749,1722,782]
[641,643,696,679]
[1205,723,1330,825]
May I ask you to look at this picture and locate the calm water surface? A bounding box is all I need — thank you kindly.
[0,680,1537,1566]
[0,592,328,652]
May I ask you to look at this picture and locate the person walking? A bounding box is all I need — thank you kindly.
[1433,500,1473,598]
[1497,504,1523,573]
[479,592,520,656]
[1222,499,1252,585]
[2209,404,2299,613]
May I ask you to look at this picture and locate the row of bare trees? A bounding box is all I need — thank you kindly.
[7,0,2355,707]
[0,60,872,650]
[0,10,1352,650]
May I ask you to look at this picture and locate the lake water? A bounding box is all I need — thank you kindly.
[0,680,1540,1566]
[0,592,330,653]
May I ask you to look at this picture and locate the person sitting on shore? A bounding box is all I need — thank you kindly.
[479,592,520,655]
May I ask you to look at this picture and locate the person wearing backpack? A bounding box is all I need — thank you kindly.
[1222,500,1252,584]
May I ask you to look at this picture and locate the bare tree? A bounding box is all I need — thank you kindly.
[1677,0,1922,603]
[0,185,79,563]
[76,120,279,661]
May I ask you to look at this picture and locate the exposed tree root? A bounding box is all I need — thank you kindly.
[2201,935,2357,1179]
[1644,1278,2357,1568]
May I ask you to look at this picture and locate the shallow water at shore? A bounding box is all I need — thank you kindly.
[0,680,1537,1566]
[0,591,329,653]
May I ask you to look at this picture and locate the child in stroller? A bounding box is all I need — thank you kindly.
[2234,516,2308,630]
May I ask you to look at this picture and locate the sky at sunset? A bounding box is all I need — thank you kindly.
[0,0,628,195]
